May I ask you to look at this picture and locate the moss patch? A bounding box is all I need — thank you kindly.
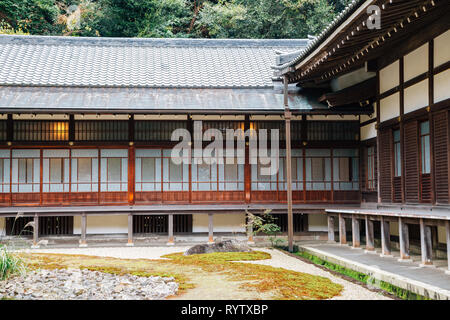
[293,250,431,300]
[163,251,343,300]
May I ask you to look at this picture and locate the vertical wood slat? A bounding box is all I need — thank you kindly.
[404,121,420,203]
[379,129,392,203]
[433,111,449,204]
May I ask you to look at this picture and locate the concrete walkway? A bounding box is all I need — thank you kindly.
[300,242,450,300]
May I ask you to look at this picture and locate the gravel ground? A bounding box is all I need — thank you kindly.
[23,246,191,260]
[0,268,178,300]
[26,246,391,300]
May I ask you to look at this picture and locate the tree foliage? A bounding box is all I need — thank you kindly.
[0,0,353,38]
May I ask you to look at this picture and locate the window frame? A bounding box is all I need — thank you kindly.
[366,146,376,191]
[419,121,431,175]
[393,129,402,177]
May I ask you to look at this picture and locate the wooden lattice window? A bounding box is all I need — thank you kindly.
[420,121,431,174]
[432,111,449,203]
[251,121,286,140]
[366,146,376,191]
[307,121,359,141]
[379,129,392,202]
[14,121,68,141]
[203,121,245,140]
[393,129,402,177]
[75,121,128,141]
[0,121,7,141]
[135,121,187,141]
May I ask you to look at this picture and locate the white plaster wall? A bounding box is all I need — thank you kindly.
[308,214,327,232]
[404,79,429,114]
[73,215,128,235]
[192,214,246,233]
[360,122,376,141]
[380,92,400,122]
[0,217,5,237]
[434,29,450,68]
[380,60,399,94]
[404,43,428,82]
[434,69,450,103]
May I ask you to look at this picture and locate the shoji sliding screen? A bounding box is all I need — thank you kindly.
[11,149,40,203]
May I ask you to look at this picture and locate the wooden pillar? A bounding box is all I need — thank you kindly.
[365,216,375,252]
[398,217,410,260]
[79,213,87,247]
[68,114,75,142]
[247,215,254,244]
[284,76,293,253]
[127,213,134,246]
[327,215,335,243]
[167,214,174,245]
[446,221,450,274]
[208,213,214,244]
[339,214,346,245]
[128,145,135,205]
[352,215,360,248]
[380,216,391,256]
[244,115,251,203]
[420,218,433,266]
[31,214,39,248]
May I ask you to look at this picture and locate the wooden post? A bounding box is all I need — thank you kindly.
[420,218,433,266]
[352,215,360,248]
[380,216,391,256]
[446,221,450,274]
[398,217,411,260]
[244,115,251,203]
[79,213,87,247]
[247,214,254,245]
[208,213,214,244]
[167,214,174,245]
[339,214,346,245]
[327,215,335,243]
[284,76,293,253]
[365,216,375,251]
[32,214,39,248]
[127,213,134,246]
[128,145,135,205]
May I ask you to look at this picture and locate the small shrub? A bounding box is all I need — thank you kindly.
[245,209,282,247]
[0,245,26,280]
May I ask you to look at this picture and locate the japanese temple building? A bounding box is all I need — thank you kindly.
[0,0,449,268]
[274,0,450,268]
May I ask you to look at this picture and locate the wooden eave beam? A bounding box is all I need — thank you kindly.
[291,0,445,84]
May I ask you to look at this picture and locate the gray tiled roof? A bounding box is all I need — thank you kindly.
[0,35,308,89]
[0,86,327,114]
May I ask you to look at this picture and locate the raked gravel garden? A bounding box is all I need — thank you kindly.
[0,245,392,300]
